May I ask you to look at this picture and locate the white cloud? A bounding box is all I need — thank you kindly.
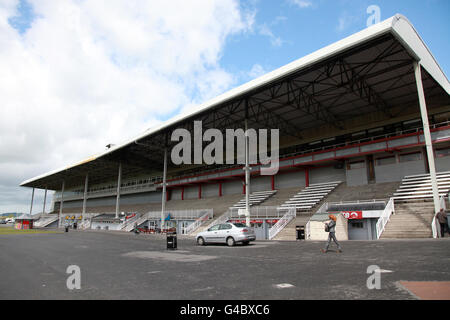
[289,0,313,9]
[248,64,267,79]
[258,23,283,47]
[0,0,254,213]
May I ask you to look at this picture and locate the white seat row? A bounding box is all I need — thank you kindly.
[397,186,450,192]
[402,178,450,185]
[307,181,342,186]
[393,194,447,200]
[401,175,450,184]
[277,181,342,211]
[398,182,450,188]
[393,171,450,202]
[292,192,328,198]
[302,186,335,191]
[290,196,323,202]
[231,190,278,209]
[394,190,449,196]
[252,190,277,195]
[403,171,450,179]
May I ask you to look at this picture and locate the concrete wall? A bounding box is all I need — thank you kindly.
[308,215,348,241]
[251,176,272,192]
[345,157,368,186]
[184,185,199,200]
[202,183,219,198]
[346,167,368,186]
[171,188,182,201]
[374,152,426,183]
[222,180,243,196]
[311,166,346,184]
[435,155,450,172]
[275,170,305,189]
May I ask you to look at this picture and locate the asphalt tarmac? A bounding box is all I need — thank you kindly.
[0,228,449,300]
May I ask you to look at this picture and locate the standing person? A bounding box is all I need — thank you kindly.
[321,214,342,253]
[436,209,448,237]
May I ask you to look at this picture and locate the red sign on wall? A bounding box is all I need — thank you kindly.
[341,211,363,220]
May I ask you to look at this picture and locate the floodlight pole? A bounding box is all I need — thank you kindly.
[59,180,65,227]
[29,188,35,215]
[42,187,47,215]
[115,163,122,219]
[82,174,89,215]
[161,147,168,231]
[414,61,440,214]
[244,118,251,227]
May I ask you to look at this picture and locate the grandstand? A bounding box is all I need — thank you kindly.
[20,15,449,240]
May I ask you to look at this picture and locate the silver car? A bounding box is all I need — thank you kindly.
[196,222,256,246]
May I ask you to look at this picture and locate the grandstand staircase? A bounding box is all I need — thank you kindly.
[380,202,435,238]
[122,213,148,232]
[272,216,312,241]
[380,171,450,238]
[34,215,59,228]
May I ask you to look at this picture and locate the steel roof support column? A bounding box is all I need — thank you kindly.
[29,188,35,215]
[161,147,168,231]
[82,174,89,216]
[42,187,47,215]
[244,117,251,227]
[59,181,65,227]
[414,61,440,214]
[115,163,122,219]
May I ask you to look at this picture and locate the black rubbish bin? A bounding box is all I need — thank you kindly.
[296,225,305,240]
[167,232,177,250]
[65,226,69,233]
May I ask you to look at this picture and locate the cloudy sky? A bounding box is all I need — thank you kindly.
[1,0,449,214]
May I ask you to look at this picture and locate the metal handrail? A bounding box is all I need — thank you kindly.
[376,197,395,239]
[183,211,213,235]
[120,213,141,231]
[205,210,232,229]
[228,206,288,219]
[146,209,212,220]
[268,208,296,240]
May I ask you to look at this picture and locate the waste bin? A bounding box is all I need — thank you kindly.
[296,225,305,240]
[65,226,69,233]
[167,232,177,250]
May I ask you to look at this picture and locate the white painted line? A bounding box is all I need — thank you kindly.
[274,283,295,289]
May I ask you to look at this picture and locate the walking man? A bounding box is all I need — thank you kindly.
[321,214,342,253]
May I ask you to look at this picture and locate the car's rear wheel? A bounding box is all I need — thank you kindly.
[197,237,205,246]
[226,237,235,247]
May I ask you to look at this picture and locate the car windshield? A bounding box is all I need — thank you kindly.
[232,223,247,228]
